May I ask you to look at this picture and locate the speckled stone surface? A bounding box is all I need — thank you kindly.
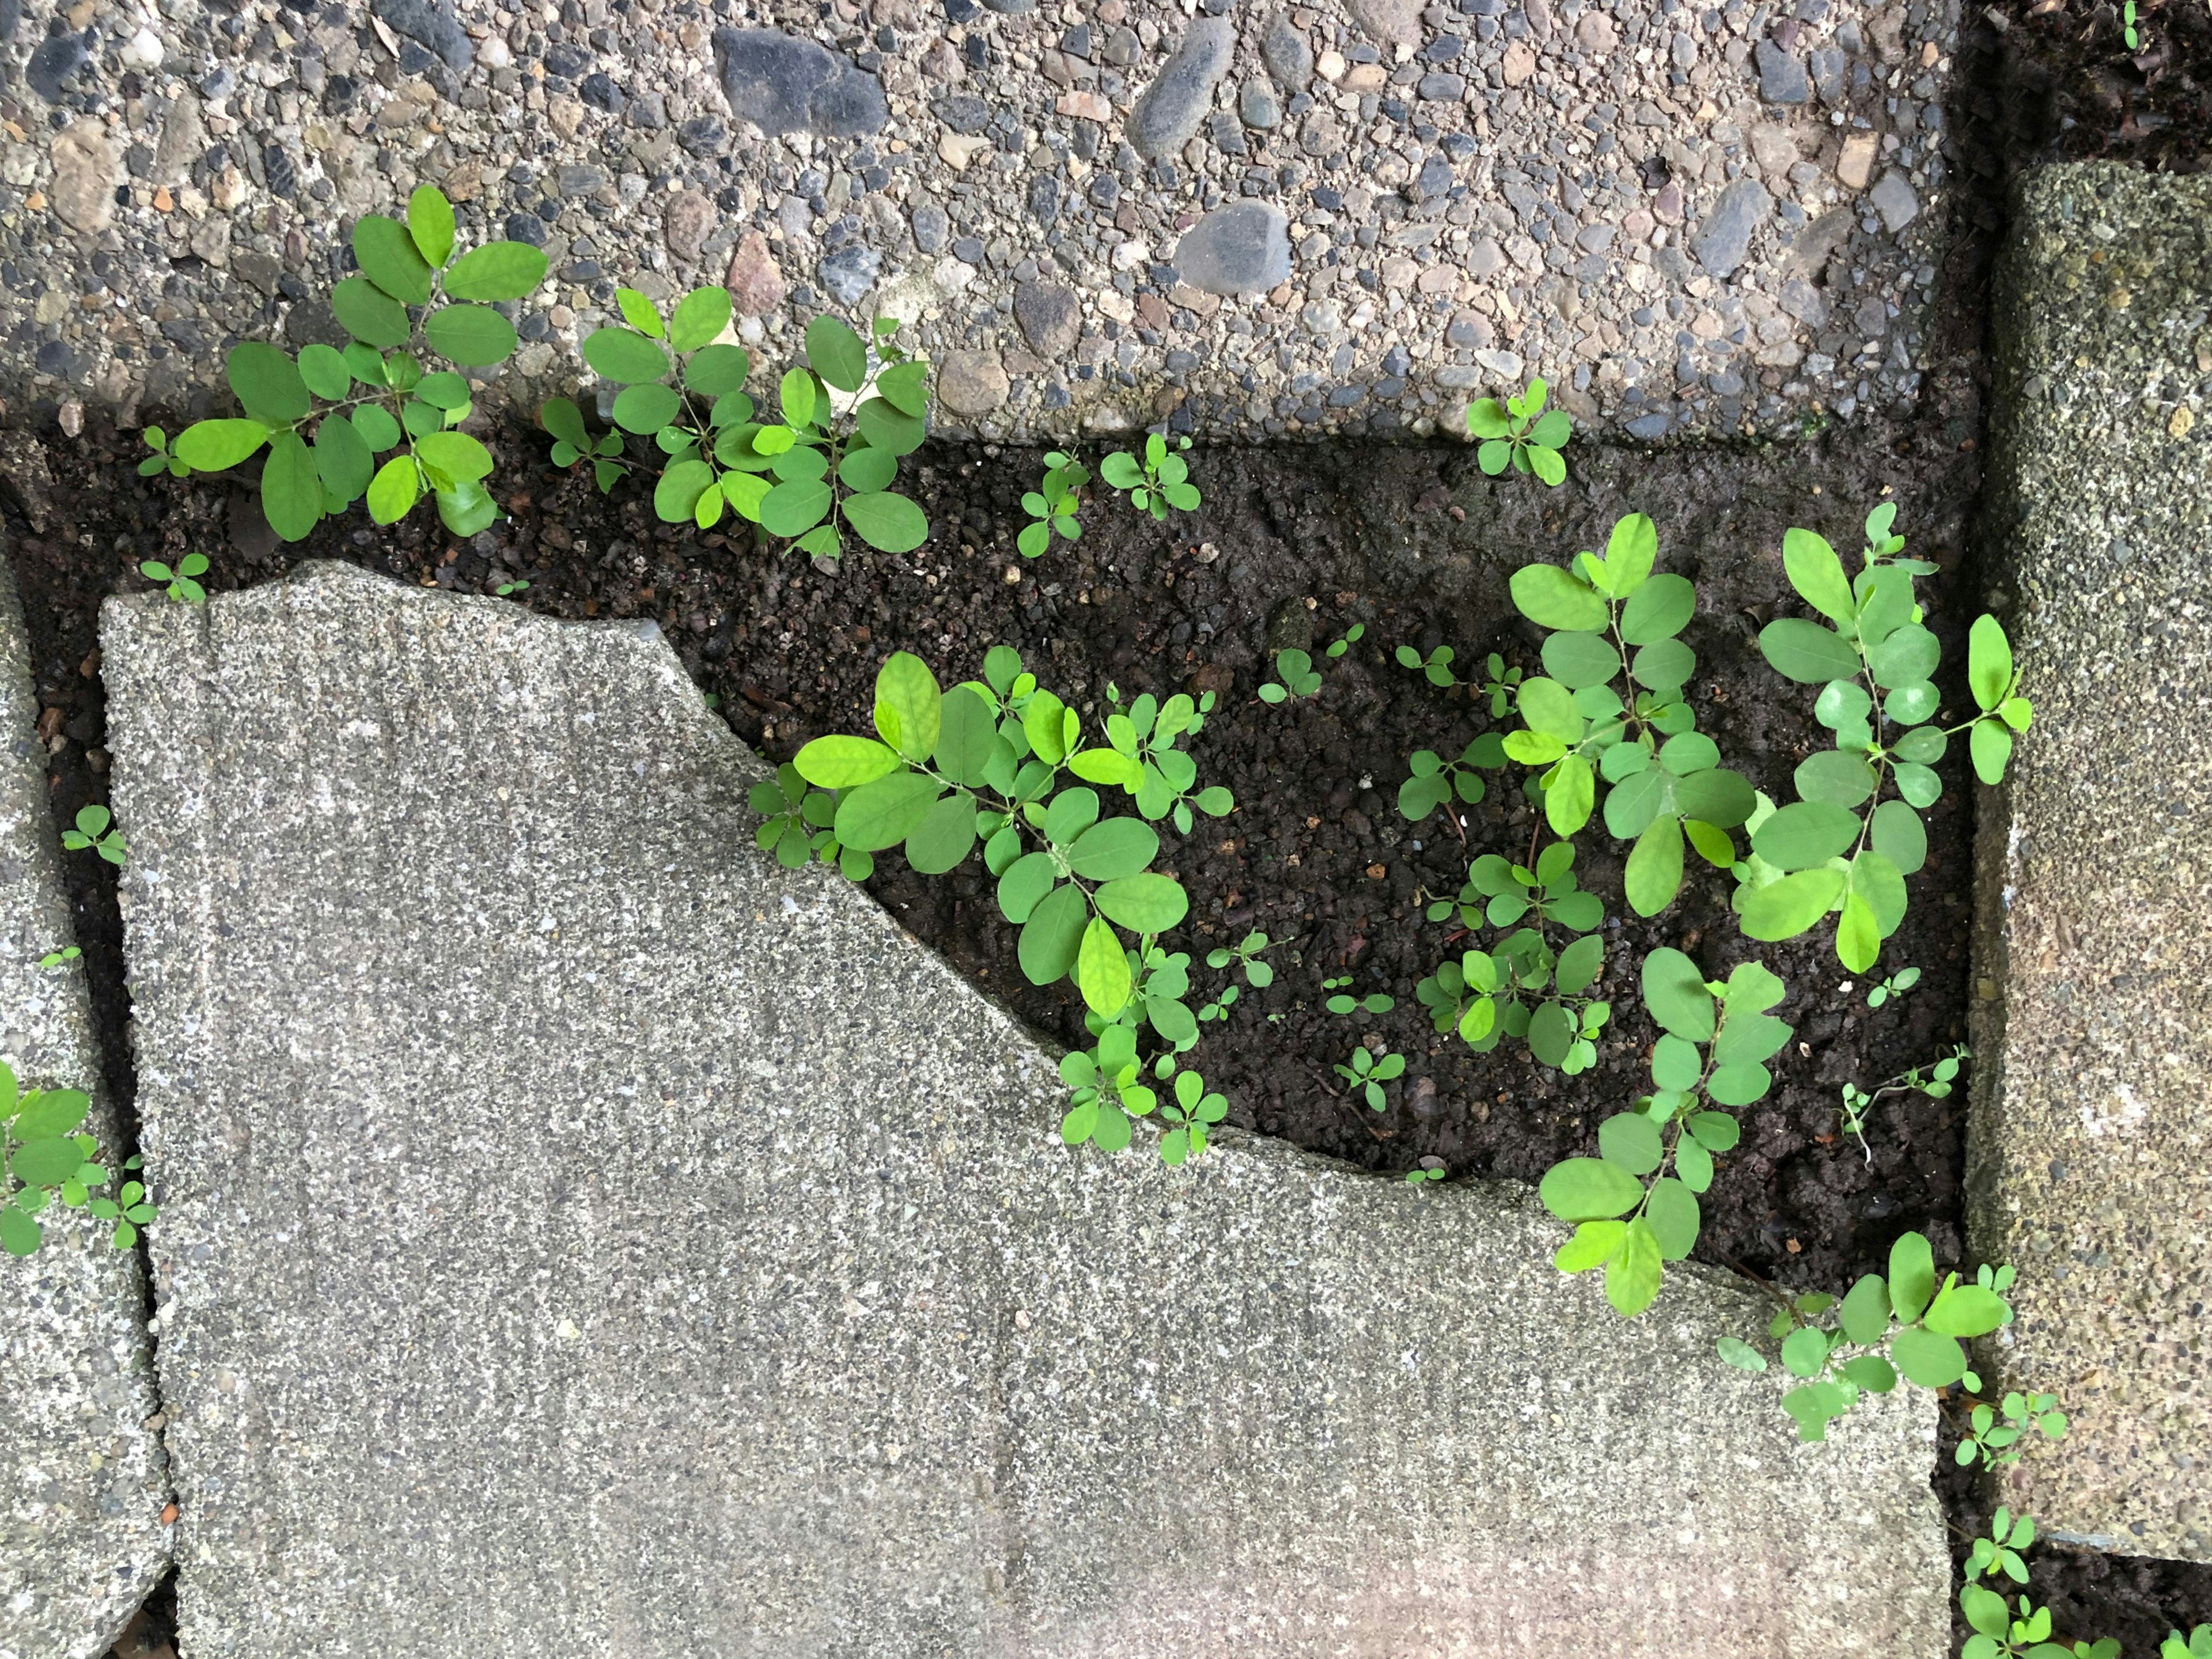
[0,561,169,1659]
[1,0,1964,444]
[103,560,1947,1657]
[1969,162,2212,1565]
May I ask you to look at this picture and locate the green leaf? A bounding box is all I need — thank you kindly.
[435,480,497,537]
[425,304,517,368]
[259,429,323,541]
[309,414,372,503]
[1796,749,1876,808]
[1466,399,1510,438]
[616,288,665,338]
[1971,720,2014,786]
[1023,692,1073,765]
[442,240,550,301]
[11,1089,88,1140]
[1868,622,1940,688]
[855,396,927,457]
[833,770,942,851]
[1752,801,1862,870]
[1094,873,1188,932]
[1782,528,1856,624]
[1020,883,1089,985]
[1646,1178,1699,1260]
[226,340,311,425]
[684,344,749,399]
[669,286,733,353]
[1531,445,1566,486]
[612,382,682,434]
[173,419,272,471]
[805,314,869,392]
[997,854,1058,924]
[351,403,402,453]
[1069,748,1145,789]
[653,457,713,523]
[1068,819,1160,881]
[354,213,435,304]
[934,686,996,787]
[1889,1233,1937,1322]
[1688,1111,1739,1151]
[1923,1283,2009,1338]
[0,1205,39,1256]
[1759,618,1862,684]
[1671,768,1755,827]
[1599,511,1657,594]
[1839,1273,1893,1345]
[1717,1335,1767,1372]
[793,734,903,789]
[876,359,929,416]
[1623,812,1684,917]
[1641,947,1715,1040]
[1598,1112,1663,1175]
[365,454,421,523]
[1968,615,2014,711]
[1889,1324,1969,1389]
[329,275,411,346]
[874,652,941,762]
[414,430,494,483]
[1705,1063,1771,1106]
[414,370,470,411]
[1555,1218,1627,1272]
[1619,573,1695,645]
[1738,867,1846,940]
[408,184,455,268]
[1556,933,1603,995]
[1509,563,1608,630]
[342,340,386,385]
[905,793,978,874]
[779,366,817,427]
[842,491,930,554]
[1870,799,1926,875]
[1077,916,1133,1016]
[1633,638,1697,692]
[1544,753,1594,837]
[9,1137,86,1185]
[1538,1157,1644,1221]
[1539,631,1622,690]
[582,327,672,385]
[1781,1324,1831,1378]
[1605,1218,1663,1316]
[753,475,828,537]
[839,446,899,494]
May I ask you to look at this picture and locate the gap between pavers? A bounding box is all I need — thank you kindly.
[0,561,170,1659]
[103,562,1948,1657]
[1968,161,2212,1564]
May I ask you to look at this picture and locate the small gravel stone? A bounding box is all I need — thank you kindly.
[1240,81,1282,129]
[1262,13,1315,87]
[1754,38,1812,103]
[371,0,474,71]
[1868,171,1920,232]
[912,202,949,255]
[725,229,787,315]
[26,33,88,101]
[817,243,880,305]
[1014,279,1081,354]
[938,349,1011,413]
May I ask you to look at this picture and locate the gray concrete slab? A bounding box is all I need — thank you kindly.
[1969,161,2212,1562]
[0,561,169,1659]
[104,560,1947,1657]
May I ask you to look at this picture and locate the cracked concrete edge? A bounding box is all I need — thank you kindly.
[0,556,171,1659]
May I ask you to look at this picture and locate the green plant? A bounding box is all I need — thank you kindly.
[1321,976,1394,1016]
[1200,930,1275,1022]
[1538,953,1787,1316]
[2164,1627,2212,1659]
[1324,622,1365,660]
[1394,646,1523,712]
[1018,452,1088,559]
[1415,842,1608,1071]
[1397,734,1506,823]
[1968,1508,2038,1587]
[1838,1043,1967,1161]
[787,648,1232,1158]
[2124,0,2139,47]
[61,804,125,866]
[1866,964,1920,1006]
[39,945,80,969]
[140,552,208,603]
[141,186,544,541]
[1259,649,1322,703]
[1958,1391,2069,1470]
[1961,1574,2118,1659]
[1335,1041,1405,1109]
[1,1060,155,1256]
[1406,1159,1446,1185]
[1718,1230,2015,1441]
[1501,512,1755,916]
[544,306,929,563]
[1468,376,1571,486]
[1100,431,1199,520]
[1733,503,2029,971]
[1097,683,1236,832]
[495,578,530,597]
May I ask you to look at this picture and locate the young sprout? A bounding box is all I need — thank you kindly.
[1334,1043,1406,1110]
[141,553,209,604]
[1321,976,1395,1016]
[60,805,126,867]
[1467,376,1571,486]
[38,945,81,969]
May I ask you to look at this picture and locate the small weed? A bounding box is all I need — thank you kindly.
[495,578,531,597]
[1321,976,1394,1016]
[1334,1043,1406,1110]
[1324,622,1365,660]
[1259,649,1323,703]
[1957,1392,2068,1470]
[61,805,126,866]
[39,945,81,969]
[2165,1627,2212,1659]
[1405,1158,1446,1185]
[1,1060,156,1256]
[1018,452,1088,559]
[1865,964,1920,1006]
[1838,1044,1967,1161]
[1468,376,1571,486]
[141,552,209,603]
[1100,431,1199,520]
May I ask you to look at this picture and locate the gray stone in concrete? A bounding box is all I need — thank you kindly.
[1172,200,1293,298]
[1014,279,1081,357]
[1690,177,1772,279]
[368,0,472,71]
[712,28,887,138]
[1261,13,1314,88]
[1970,162,2212,1565]
[105,563,1948,1657]
[1754,38,1811,103]
[0,563,168,1659]
[1128,16,1234,158]
[1869,171,1921,233]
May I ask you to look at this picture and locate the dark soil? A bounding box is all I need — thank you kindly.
[9,408,2205,1657]
[1974,0,2212,176]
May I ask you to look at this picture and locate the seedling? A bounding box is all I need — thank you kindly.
[1468,376,1571,486]
[1967,1509,2037,1586]
[2124,0,2139,47]
[1838,1044,1967,1161]
[1205,930,1276,988]
[1099,682,1236,832]
[61,805,126,866]
[1335,1043,1405,1110]
[1960,1583,2118,1659]
[1258,649,1322,703]
[39,945,81,969]
[1957,1391,2068,1470]
[495,578,531,597]
[1416,843,1608,1073]
[1395,643,1464,689]
[1100,431,1200,520]
[1,1060,155,1255]
[1406,1158,1446,1185]
[1321,976,1394,1016]
[140,552,208,603]
[1540,953,1789,1315]
[1397,734,1505,823]
[1018,452,1088,559]
[1739,502,2028,971]
[1324,622,1365,660]
[141,185,543,540]
[2164,1627,2212,1659]
[544,308,930,563]
[1865,964,1919,1006]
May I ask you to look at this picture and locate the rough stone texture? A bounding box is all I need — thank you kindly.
[1971,163,2212,1565]
[0,562,169,1659]
[103,562,1949,1658]
[0,0,1960,444]
[1174,200,1293,297]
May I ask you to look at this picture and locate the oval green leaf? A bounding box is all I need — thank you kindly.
[1782,528,1855,623]
[227,340,311,423]
[1018,882,1089,986]
[365,453,421,524]
[582,327,671,385]
[424,303,517,368]
[832,770,942,851]
[1737,867,1846,941]
[1540,630,1622,690]
[842,491,929,554]
[408,184,455,268]
[1067,818,1160,881]
[413,430,494,484]
[1641,945,1714,1040]
[804,313,869,392]
[443,241,550,302]
[313,412,374,503]
[874,652,941,762]
[1605,1218,1664,1316]
[1619,573,1695,645]
[1509,563,1608,631]
[671,285,733,353]
[1539,1156,1645,1222]
[1093,873,1188,933]
[173,418,272,472]
[353,213,434,304]
[329,275,411,347]
[1077,916,1134,1017]
[613,382,683,434]
[793,734,902,789]
[1646,1177,1700,1260]
[1624,812,1684,918]
[904,793,978,875]
[1751,801,1862,871]
[1758,618,1861,684]
[351,403,402,453]
[260,429,323,541]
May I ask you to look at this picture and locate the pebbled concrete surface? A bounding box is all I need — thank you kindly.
[101,560,1947,1657]
[0,560,169,1659]
[1971,161,2212,1564]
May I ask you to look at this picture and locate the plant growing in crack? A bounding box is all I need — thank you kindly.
[1537,951,1789,1316]
[141,185,544,540]
[1,1060,155,1257]
[61,805,125,866]
[1837,1043,1967,1162]
[1468,376,1571,486]
[1100,431,1200,520]
[1956,1389,2069,1471]
[544,305,930,563]
[140,552,209,604]
[1956,1509,2118,1658]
